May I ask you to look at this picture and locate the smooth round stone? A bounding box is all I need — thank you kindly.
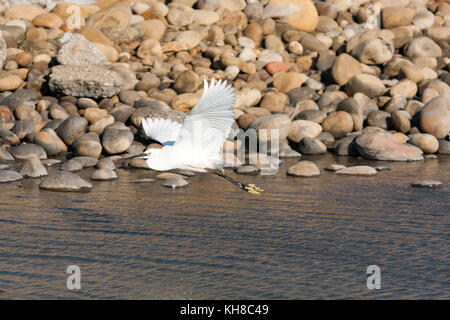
[295,109,327,123]
[324,164,346,172]
[20,156,48,178]
[91,169,117,181]
[9,143,47,160]
[234,165,260,175]
[438,140,450,155]
[0,148,14,161]
[34,128,68,156]
[96,157,115,170]
[336,166,377,176]
[71,156,98,168]
[351,37,394,65]
[279,148,302,158]
[404,37,442,59]
[297,137,327,155]
[321,111,354,139]
[56,115,88,146]
[156,172,185,180]
[0,170,23,182]
[288,120,322,143]
[413,10,435,30]
[128,158,149,169]
[60,159,83,172]
[408,133,439,154]
[102,125,134,155]
[0,164,10,170]
[419,97,450,139]
[132,178,156,184]
[355,127,423,161]
[287,160,320,177]
[162,177,189,189]
[424,154,438,159]
[367,110,391,130]
[345,74,386,98]
[411,180,442,188]
[317,132,335,149]
[77,98,98,109]
[238,36,255,48]
[39,171,93,192]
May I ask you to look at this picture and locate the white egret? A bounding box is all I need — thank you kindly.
[129,78,263,195]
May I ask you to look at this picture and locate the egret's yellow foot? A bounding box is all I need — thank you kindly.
[247,184,264,192]
[244,184,264,195]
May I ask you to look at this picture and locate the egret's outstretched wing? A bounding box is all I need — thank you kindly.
[142,117,182,146]
[174,78,235,161]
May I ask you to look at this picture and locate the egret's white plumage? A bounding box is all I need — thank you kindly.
[141,78,236,172]
[141,117,182,145]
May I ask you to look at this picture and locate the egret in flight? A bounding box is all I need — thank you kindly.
[129,78,263,195]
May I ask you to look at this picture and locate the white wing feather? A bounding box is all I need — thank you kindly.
[172,78,236,166]
[141,117,182,144]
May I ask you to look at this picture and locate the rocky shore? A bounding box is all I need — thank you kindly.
[0,0,449,191]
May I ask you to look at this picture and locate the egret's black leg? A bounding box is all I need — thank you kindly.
[209,169,264,195]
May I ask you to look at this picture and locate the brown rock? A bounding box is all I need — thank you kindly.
[260,91,288,113]
[33,13,63,29]
[321,111,353,139]
[268,0,318,32]
[173,70,201,94]
[419,96,450,139]
[273,72,308,93]
[382,6,415,28]
[408,133,439,154]
[331,54,362,86]
[5,5,46,20]
[287,160,320,177]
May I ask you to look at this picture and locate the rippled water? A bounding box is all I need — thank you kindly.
[0,154,449,299]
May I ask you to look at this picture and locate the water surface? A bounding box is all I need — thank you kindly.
[0,154,449,299]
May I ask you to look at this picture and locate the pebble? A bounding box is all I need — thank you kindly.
[297,137,327,155]
[9,143,47,160]
[408,134,439,154]
[321,111,353,139]
[288,120,322,143]
[324,164,346,172]
[60,159,83,172]
[156,173,186,180]
[91,169,118,181]
[102,125,134,155]
[419,97,450,139]
[234,165,260,175]
[97,157,115,170]
[411,180,442,188]
[354,127,424,161]
[287,160,320,177]
[39,171,93,192]
[0,170,23,182]
[336,166,377,176]
[345,74,387,99]
[162,177,189,189]
[20,155,47,178]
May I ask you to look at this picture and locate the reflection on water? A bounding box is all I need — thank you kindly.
[0,154,449,299]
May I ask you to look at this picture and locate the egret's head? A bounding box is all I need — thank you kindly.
[143,148,161,159]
